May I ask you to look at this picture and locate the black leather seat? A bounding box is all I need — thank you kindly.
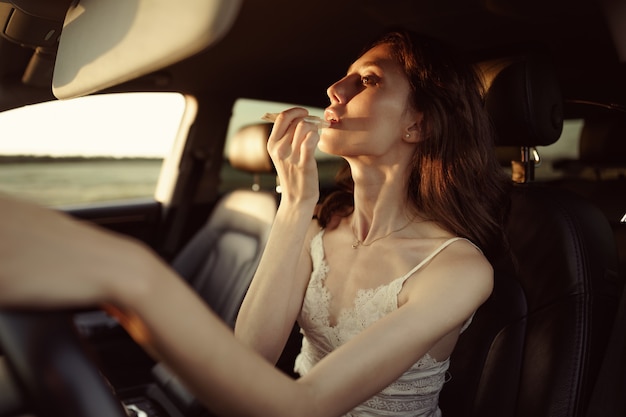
[440,56,623,417]
[551,114,626,281]
[172,122,278,327]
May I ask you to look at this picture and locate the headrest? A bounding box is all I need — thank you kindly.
[228,123,274,173]
[579,115,626,165]
[481,56,564,147]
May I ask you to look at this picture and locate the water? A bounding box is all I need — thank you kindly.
[0,159,163,207]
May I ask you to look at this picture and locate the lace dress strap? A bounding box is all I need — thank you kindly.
[398,237,477,284]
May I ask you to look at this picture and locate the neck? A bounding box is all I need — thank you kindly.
[351,187,414,243]
[346,156,414,241]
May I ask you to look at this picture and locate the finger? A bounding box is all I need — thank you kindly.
[292,121,320,163]
[299,129,321,164]
[266,109,311,164]
[266,107,309,147]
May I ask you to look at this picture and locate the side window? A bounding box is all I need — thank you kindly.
[534,119,583,180]
[0,92,188,207]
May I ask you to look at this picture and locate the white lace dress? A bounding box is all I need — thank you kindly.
[295,230,474,417]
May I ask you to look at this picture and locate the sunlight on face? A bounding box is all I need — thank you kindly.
[319,43,416,158]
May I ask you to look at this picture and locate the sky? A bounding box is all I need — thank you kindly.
[0,92,186,158]
[0,93,325,158]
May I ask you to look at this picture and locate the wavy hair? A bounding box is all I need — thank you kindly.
[316,30,511,261]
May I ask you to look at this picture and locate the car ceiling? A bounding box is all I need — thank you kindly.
[0,0,624,113]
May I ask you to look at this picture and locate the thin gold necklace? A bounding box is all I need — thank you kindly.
[351,218,417,249]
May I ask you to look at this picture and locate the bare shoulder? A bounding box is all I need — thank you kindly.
[442,238,493,272]
[441,237,492,289]
[404,237,494,311]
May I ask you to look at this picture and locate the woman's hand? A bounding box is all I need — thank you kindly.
[0,194,152,310]
[267,107,321,207]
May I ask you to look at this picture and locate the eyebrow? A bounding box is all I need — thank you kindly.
[346,60,384,75]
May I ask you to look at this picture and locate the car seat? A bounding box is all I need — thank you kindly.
[545,113,626,417]
[150,122,279,415]
[171,122,278,328]
[551,114,626,281]
[439,56,623,417]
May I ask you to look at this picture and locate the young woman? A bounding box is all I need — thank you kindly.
[0,30,510,416]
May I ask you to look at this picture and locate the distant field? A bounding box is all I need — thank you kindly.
[0,159,163,207]
[0,156,346,207]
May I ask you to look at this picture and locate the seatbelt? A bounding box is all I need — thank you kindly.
[585,280,626,416]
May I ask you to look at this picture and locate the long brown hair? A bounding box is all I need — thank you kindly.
[316,30,511,261]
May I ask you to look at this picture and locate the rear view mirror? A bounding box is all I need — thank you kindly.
[52,0,241,99]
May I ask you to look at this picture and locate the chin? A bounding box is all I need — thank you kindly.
[317,136,338,156]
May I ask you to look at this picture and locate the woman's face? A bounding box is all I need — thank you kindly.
[320,43,419,159]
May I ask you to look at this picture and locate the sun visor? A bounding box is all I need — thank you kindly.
[52,0,242,99]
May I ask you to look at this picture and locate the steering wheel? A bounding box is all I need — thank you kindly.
[0,310,128,417]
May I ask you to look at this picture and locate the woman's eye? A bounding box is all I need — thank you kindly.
[361,75,379,86]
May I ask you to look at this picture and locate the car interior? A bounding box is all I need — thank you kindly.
[0,0,624,416]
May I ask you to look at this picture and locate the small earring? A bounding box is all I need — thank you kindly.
[405,133,410,138]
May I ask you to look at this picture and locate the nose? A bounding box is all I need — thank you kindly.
[327,76,347,104]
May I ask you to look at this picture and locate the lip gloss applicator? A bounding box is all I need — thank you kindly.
[261,112,331,129]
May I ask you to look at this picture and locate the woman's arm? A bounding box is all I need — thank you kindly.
[234,210,316,363]
[0,194,492,417]
[0,193,311,416]
[235,108,322,362]
[111,232,493,417]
